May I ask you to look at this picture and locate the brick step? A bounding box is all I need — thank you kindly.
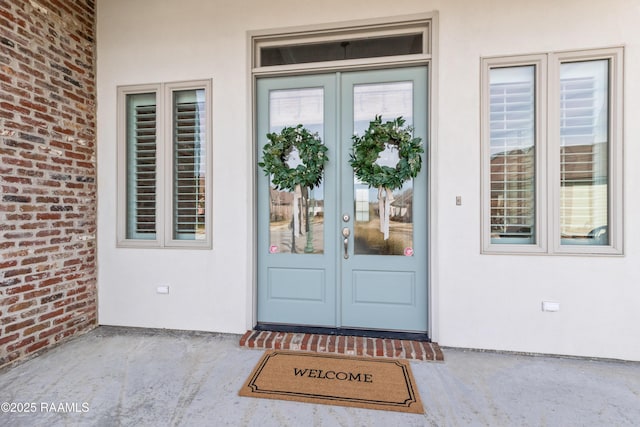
[239,330,444,362]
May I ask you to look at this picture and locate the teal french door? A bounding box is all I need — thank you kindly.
[257,67,428,332]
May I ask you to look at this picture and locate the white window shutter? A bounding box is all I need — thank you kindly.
[172,90,206,241]
[126,93,157,239]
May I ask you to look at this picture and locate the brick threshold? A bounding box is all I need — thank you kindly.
[239,330,444,362]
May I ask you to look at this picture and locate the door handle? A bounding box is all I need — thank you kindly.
[342,227,350,259]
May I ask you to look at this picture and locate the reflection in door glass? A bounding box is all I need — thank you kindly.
[353,82,415,256]
[268,88,325,254]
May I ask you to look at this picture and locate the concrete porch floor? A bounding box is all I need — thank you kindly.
[1,327,639,426]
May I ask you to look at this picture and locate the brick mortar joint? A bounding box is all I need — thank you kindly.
[238,332,443,361]
[0,0,97,368]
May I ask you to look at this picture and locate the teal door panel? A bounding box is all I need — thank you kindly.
[257,67,428,332]
[256,74,338,326]
[340,67,428,332]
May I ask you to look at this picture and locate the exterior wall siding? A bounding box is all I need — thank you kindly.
[93,0,640,361]
[0,0,97,368]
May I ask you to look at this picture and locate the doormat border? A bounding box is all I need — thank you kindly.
[239,330,444,362]
[239,350,425,414]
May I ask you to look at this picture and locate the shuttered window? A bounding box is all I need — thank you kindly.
[489,66,536,244]
[118,80,211,248]
[482,48,622,255]
[172,89,206,241]
[559,60,609,245]
[125,93,157,240]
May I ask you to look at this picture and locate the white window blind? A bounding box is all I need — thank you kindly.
[126,93,157,239]
[559,60,609,245]
[489,66,536,244]
[118,80,211,248]
[172,89,206,241]
[482,48,622,255]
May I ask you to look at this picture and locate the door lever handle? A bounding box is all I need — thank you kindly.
[342,227,350,259]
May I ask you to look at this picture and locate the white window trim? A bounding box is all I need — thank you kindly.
[481,54,548,254]
[116,79,213,249]
[251,14,432,75]
[549,47,623,255]
[116,83,163,249]
[481,47,623,256]
[163,80,213,249]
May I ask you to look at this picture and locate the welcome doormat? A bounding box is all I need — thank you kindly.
[239,350,424,414]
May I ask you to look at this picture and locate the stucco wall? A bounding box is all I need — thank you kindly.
[96,0,640,360]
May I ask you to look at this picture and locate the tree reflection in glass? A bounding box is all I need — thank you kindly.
[267,88,325,254]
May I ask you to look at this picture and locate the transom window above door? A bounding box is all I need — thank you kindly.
[260,33,424,66]
[252,17,433,73]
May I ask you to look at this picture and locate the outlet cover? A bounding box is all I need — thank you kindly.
[542,301,560,312]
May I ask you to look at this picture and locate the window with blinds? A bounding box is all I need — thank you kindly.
[483,48,621,255]
[172,89,206,241]
[126,93,157,240]
[488,66,536,244]
[118,80,211,248]
[559,60,609,245]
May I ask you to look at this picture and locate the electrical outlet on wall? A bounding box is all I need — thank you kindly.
[156,285,170,294]
[542,301,560,312]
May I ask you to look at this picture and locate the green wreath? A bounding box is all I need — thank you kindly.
[349,115,423,190]
[258,125,328,192]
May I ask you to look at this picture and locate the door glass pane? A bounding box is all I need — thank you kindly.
[489,66,536,244]
[560,60,609,245]
[353,82,414,256]
[268,88,325,254]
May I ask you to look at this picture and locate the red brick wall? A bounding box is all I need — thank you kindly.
[0,0,96,367]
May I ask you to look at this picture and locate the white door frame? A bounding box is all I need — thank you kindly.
[247,12,440,341]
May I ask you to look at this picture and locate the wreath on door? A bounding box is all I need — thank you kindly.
[349,115,423,240]
[349,115,423,189]
[258,124,328,192]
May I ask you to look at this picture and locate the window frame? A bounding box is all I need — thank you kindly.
[549,47,623,255]
[481,47,623,256]
[481,54,548,254]
[251,18,432,75]
[117,79,213,249]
